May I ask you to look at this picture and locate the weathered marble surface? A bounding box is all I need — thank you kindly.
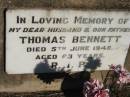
[0,0,130,92]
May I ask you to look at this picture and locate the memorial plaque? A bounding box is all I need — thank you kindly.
[6,10,130,74]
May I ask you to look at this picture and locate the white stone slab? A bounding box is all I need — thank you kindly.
[6,10,130,74]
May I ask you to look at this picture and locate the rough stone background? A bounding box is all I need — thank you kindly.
[0,0,130,92]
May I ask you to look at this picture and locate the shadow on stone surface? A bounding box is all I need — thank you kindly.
[34,59,66,84]
[34,56,101,97]
[84,56,101,72]
[61,71,90,97]
[61,56,101,97]
[34,59,56,73]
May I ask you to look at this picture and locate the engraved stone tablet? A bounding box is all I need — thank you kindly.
[6,10,130,74]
